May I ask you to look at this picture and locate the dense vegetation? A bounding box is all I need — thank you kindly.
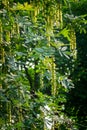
[0,0,87,130]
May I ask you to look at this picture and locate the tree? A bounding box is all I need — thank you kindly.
[0,0,87,130]
[64,0,87,129]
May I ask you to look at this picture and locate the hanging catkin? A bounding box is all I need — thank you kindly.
[11,23,15,35]
[56,2,60,27]
[6,101,12,124]
[33,7,39,23]
[0,20,3,43]
[70,28,77,58]
[51,57,57,96]
[56,2,63,28]
[40,71,44,89]
[6,31,10,43]
[43,57,57,96]
[16,22,20,35]
[46,16,53,42]
[59,3,63,28]
[0,20,3,67]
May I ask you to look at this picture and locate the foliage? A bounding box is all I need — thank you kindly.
[0,0,87,130]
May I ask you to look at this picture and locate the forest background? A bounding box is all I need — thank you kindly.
[0,0,87,130]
